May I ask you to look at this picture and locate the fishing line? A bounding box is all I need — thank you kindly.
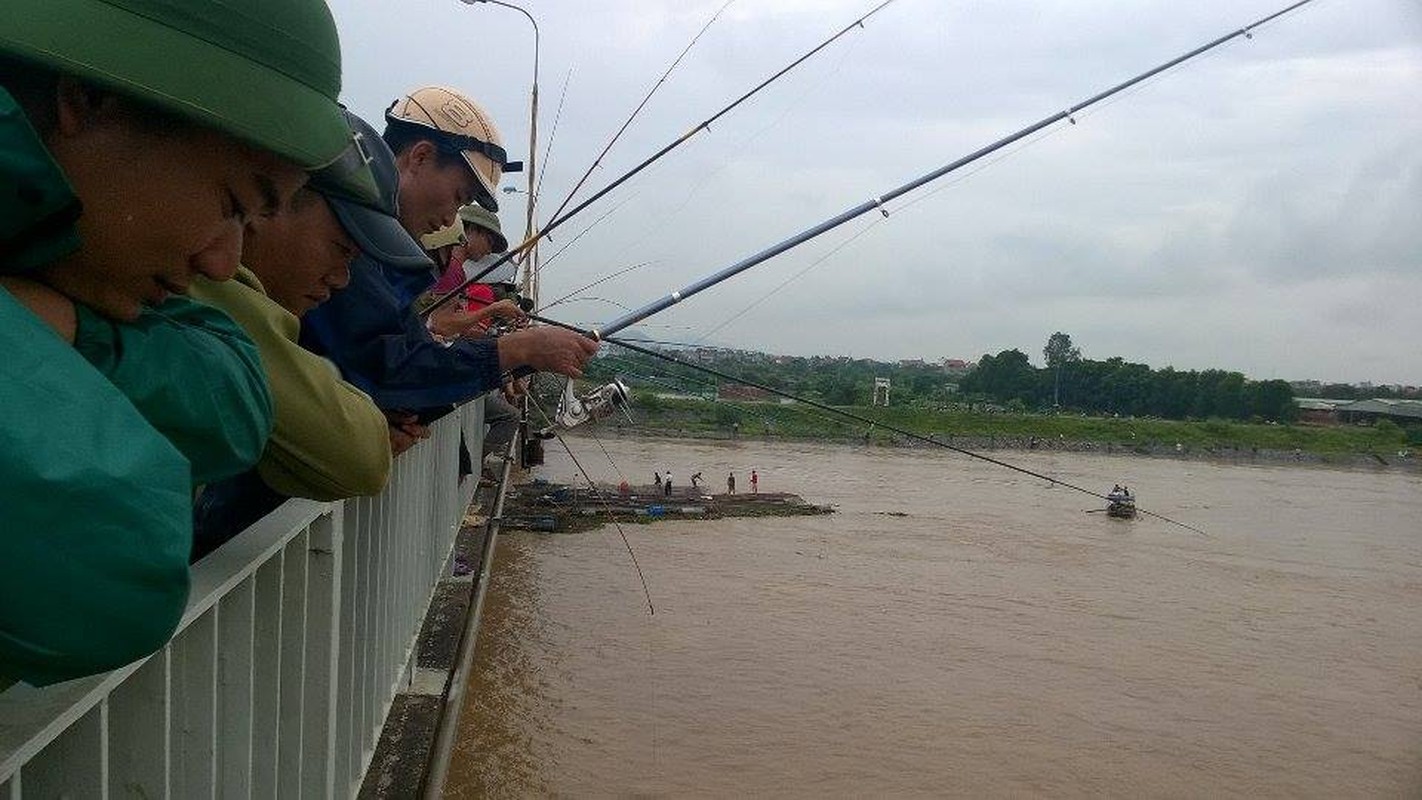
[423,0,904,316]
[596,352,837,437]
[533,67,575,202]
[540,260,658,312]
[544,0,736,225]
[597,336,737,350]
[695,217,883,344]
[583,426,628,484]
[534,194,640,273]
[527,387,657,614]
[573,29,873,279]
[557,296,635,313]
[554,318,708,334]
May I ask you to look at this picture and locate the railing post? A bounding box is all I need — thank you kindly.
[215,579,256,797]
[108,650,171,797]
[301,505,344,799]
[276,532,309,798]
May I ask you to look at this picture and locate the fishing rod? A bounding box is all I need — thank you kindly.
[582,0,1317,340]
[422,0,902,316]
[531,316,1210,537]
[544,0,735,228]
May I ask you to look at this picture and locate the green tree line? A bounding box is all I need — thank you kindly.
[961,335,1297,422]
[586,333,1299,424]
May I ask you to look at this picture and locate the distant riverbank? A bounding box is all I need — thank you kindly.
[601,400,1418,471]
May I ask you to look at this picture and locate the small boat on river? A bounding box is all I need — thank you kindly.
[1106,487,1136,519]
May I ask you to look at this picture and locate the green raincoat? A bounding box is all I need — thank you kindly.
[1,89,194,688]
[75,297,275,486]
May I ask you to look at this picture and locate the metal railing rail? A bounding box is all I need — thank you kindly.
[0,404,484,799]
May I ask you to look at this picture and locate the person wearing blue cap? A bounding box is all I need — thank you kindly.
[189,111,436,558]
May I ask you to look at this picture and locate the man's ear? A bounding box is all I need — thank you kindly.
[52,76,121,138]
[406,139,439,171]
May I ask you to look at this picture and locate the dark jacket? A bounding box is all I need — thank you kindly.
[299,254,502,412]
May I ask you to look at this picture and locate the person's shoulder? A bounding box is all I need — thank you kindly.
[188,272,296,338]
[190,270,270,307]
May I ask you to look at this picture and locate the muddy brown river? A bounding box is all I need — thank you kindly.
[445,437,1422,798]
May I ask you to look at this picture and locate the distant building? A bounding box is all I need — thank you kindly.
[1297,397,1422,425]
[718,383,773,402]
[1334,398,1422,425]
[1295,397,1342,425]
[873,377,891,407]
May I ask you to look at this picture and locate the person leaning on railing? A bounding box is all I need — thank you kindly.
[0,0,376,689]
[420,207,524,475]
[190,111,443,559]
[300,86,598,425]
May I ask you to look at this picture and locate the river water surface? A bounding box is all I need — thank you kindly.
[445,437,1422,798]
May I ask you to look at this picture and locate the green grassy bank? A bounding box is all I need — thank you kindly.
[612,397,1415,462]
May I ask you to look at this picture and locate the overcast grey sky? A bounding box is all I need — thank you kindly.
[328,0,1421,385]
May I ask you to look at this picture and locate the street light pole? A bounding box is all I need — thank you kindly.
[460,0,540,307]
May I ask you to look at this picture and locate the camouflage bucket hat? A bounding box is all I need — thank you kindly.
[0,0,378,203]
[420,220,465,251]
[456,204,508,253]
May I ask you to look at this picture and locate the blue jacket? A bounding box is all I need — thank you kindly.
[300,254,502,411]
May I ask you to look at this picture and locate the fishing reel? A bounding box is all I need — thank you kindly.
[481,286,535,338]
[534,378,633,436]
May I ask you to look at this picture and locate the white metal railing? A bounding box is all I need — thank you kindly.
[0,402,484,798]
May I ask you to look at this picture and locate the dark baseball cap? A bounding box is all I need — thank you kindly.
[321,110,432,269]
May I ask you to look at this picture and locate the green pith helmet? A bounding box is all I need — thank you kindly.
[0,0,378,203]
[457,204,509,252]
